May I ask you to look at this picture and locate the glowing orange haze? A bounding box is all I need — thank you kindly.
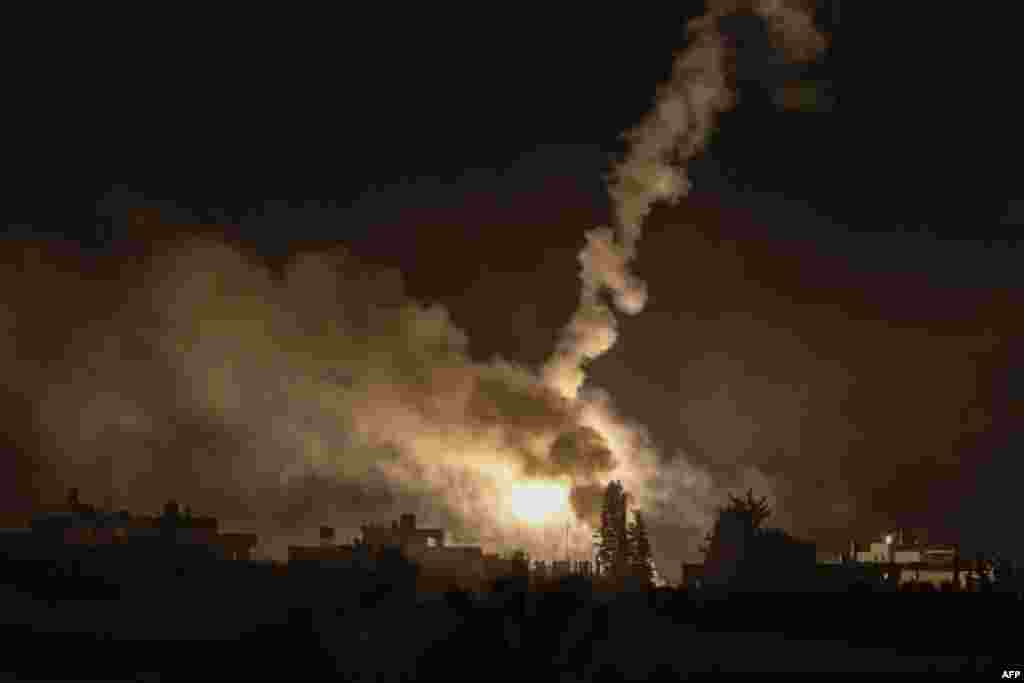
[505,478,573,526]
[7,2,826,586]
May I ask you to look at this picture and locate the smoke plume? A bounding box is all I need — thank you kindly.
[3,1,828,576]
[542,0,827,400]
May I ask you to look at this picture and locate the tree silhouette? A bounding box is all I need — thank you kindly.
[730,489,771,529]
[593,481,617,578]
[593,480,631,581]
[992,554,1019,594]
[974,551,992,592]
[627,509,654,586]
[700,488,771,561]
[699,489,790,590]
[613,486,632,581]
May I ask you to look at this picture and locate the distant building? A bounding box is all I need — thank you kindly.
[288,515,486,594]
[681,562,705,590]
[816,550,845,565]
[8,490,258,562]
[697,511,817,591]
[217,532,260,561]
[527,559,595,586]
[358,513,487,591]
[287,536,371,570]
[482,553,529,582]
[288,514,596,595]
[850,529,990,589]
[359,513,445,554]
[677,528,993,591]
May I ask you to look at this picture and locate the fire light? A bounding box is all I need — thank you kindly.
[505,479,571,526]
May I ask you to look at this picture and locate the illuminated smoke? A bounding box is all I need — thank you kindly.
[5,2,828,572]
[9,238,625,561]
[543,0,827,400]
[535,0,828,566]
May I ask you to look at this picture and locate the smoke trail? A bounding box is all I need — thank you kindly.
[4,3,828,573]
[542,0,827,400]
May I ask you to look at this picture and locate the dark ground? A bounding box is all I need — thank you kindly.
[1,553,1020,680]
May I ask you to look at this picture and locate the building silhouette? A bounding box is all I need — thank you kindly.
[3,489,258,563]
[849,529,987,589]
[287,513,596,595]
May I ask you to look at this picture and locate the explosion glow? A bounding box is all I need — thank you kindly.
[505,479,573,526]
[3,1,829,572]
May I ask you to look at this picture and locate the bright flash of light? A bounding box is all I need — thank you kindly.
[505,479,572,526]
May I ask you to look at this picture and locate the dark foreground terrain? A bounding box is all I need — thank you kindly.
[1,556,1020,680]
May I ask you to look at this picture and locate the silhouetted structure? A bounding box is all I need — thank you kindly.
[695,490,817,592]
[849,529,985,589]
[289,514,486,594]
[681,562,705,590]
[360,513,445,553]
[483,552,529,583]
[3,490,1020,678]
[11,490,258,562]
[286,514,606,599]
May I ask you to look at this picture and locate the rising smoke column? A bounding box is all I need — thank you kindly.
[542,0,827,399]
[536,2,828,571]
[5,3,828,571]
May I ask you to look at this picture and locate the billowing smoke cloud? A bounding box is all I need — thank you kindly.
[0,230,746,568]
[0,235,640,560]
[4,2,829,576]
[145,240,613,552]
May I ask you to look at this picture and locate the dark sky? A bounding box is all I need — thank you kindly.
[5,2,1021,566]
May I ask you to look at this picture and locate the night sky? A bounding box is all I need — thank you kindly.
[5,2,1021,577]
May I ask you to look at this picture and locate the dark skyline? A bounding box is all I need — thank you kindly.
[5,2,1021,577]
